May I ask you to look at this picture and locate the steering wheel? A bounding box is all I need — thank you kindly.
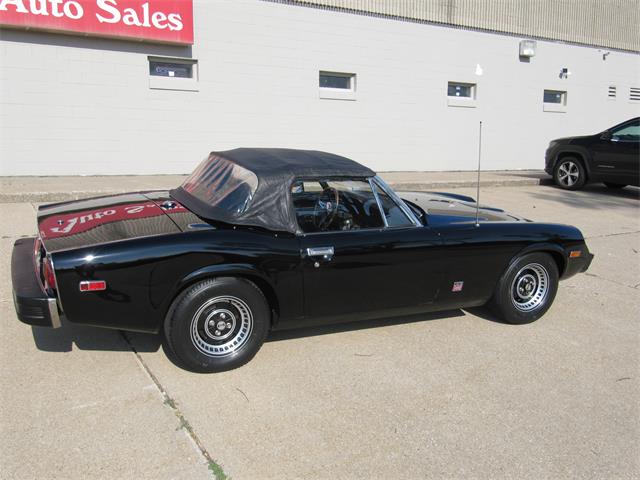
[313,187,340,231]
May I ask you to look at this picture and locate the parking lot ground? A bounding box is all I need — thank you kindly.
[1,183,639,479]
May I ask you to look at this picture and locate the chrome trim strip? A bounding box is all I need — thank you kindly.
[48,253,65,314]
[32,237,46,295]
[47,297,61,329]
[369,178,389,228]
[306,246,335,257]
[373,176,422,227]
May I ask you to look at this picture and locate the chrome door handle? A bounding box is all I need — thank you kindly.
[306,246,334,259]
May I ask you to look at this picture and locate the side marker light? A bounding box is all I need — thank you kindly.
[79,280,107,292]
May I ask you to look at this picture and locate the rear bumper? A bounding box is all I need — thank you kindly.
[11,238,61,328]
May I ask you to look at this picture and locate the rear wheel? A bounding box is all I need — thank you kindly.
[554,157,586,190]
[604,182,627,189]
[164,277,270,372]
[487,253,559,324]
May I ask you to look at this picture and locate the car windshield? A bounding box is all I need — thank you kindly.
[180,154,258,215]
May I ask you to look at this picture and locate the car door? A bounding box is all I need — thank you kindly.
[293,178,444,324]
[592,119,640,183]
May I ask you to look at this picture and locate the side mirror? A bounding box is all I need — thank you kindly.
[600,131,612,141]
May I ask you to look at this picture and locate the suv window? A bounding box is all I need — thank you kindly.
[292,179,384,233]
[612,120,640,142]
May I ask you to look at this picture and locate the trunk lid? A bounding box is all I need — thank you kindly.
[37,191,190,252]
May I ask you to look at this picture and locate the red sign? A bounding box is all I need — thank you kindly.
[0,0,193,45]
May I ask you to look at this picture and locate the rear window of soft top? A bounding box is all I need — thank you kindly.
[181,155,258,216]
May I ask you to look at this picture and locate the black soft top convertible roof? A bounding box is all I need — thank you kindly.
[170,148,376,234]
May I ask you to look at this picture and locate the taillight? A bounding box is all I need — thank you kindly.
[43,256,57,290]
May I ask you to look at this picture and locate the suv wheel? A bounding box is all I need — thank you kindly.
[554,157,586,190]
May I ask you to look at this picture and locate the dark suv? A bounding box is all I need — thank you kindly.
[545,117,639,190]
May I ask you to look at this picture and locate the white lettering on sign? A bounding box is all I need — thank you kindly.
[1,0,185,32]
[94,0,183,31]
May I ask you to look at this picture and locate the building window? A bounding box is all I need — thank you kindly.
[543,89,567,112]
[150,61,193,78]
[148,57,198,92]
[447,81,477,108]
[630,87,640,102]
[319,71,356,100]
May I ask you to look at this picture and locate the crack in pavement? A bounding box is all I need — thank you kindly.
[120,332,228,480]
[585,230,640,240]
[584,272,639,290]
[1,234,33,240]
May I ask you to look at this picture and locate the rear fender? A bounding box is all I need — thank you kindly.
[164,263,279,323]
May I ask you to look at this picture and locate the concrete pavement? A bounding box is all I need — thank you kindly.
[1,182,638,479]
[0,170,546,203]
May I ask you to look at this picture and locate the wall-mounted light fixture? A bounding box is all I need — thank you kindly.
[559,67,571,79]
[519,40,537,58]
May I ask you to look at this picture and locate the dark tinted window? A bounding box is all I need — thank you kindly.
[149,61,193,78]
[612,120,640,142]
[319,73,353,90]
[448,82,473,98]
[543,90,565,104]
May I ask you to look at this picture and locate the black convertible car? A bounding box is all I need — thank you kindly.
[545,117,639,190]
[12,148,593,372]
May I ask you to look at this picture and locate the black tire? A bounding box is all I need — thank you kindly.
[604,182,627,189]
[164,277,270,373]
[487,252,559,325]
[553,157,586,190]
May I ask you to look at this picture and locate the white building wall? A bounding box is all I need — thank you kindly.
[1,0,639,176]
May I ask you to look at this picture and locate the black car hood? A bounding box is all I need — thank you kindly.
[551,134,594,144]
[37,191,202,252]
[399,191,527,226]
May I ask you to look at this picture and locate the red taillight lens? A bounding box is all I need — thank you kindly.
[43,256,57,290]
[79,280,106,292]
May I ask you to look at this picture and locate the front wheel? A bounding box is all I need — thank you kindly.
[487,253,559,325]
[554,158,586,190]
[164,277,270,372]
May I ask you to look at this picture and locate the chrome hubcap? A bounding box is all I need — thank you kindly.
[511,263,549,312]
[557,161,579,186]
[191,296,253,357]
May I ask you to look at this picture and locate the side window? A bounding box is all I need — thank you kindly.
[612,120,640,142]
[371,182,414,227]
[291,179,384,233]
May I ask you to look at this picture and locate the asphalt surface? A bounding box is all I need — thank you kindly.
[1,183,638,479]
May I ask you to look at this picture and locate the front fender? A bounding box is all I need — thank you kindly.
[508,222,588,280]
[512,242,568,277]
[549,145,594,176]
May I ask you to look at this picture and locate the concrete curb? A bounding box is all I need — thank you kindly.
[390,178,543,191]
[0,178,544,203]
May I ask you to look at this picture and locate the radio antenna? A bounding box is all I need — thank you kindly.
[475,121,483,227]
